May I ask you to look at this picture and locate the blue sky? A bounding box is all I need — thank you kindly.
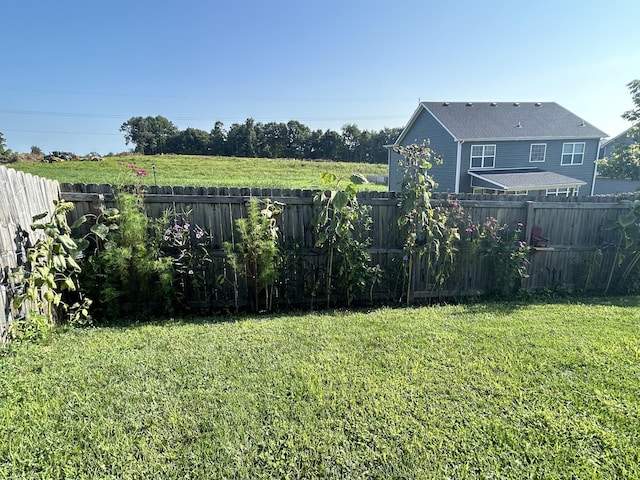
[1,0,639,155]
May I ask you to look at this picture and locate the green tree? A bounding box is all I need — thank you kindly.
[284,120,311,159]
[30,145,43,155]
[598,80,640,179]
[209,121,227,156]
[166,127,210,155]
[120,116,178,154]
[0,131,18,163]
[226,118,258,158]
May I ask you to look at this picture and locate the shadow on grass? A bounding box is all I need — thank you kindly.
[85,293,640,332]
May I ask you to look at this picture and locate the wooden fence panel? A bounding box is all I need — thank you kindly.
[0,167,60,344]
[57,183,639,311]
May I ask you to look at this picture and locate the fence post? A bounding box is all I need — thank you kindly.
[524,201,535,244]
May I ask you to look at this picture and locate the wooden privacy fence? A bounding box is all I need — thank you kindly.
[0,167,60,345]
[60,183,635,310]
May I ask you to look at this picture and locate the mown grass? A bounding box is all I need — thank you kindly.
[1,299,639,479]
[7,155,388,191]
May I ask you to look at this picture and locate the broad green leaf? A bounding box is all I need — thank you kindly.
[90,223,110,240]
[333,191,349,210]
[58,234,78,250]
[63,277,76,291]
[319,172,337,185]
[67,256,81,272]
[75,238,90,251]
[71,215,89,229]
[349,173,368,185]
[53,254,65,271]
[31,212,48,222]
[619,212,636,228]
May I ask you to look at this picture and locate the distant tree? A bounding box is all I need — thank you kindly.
[285,120,311,158]
[226,118,258,158]
[166,127,210,155]
[258,122,288,158]
[0,131,18,164]
[341,124,362,162]
[209,121,227,156]
[0,131,7,155]
[30,145,43,155]
[119,115,400,162]
[598,80,640,179]
[315,129,343,160]
[623,80,640,122]
[120,116,178,154]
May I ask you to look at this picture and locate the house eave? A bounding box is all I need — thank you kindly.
[459,135,605,142]
[468,169,587,191]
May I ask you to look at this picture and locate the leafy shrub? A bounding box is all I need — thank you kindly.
[476,218,530,295]
[312,172,379,307]
[80,192,174,320]
[224,199,283,312]
[11,200,92,340]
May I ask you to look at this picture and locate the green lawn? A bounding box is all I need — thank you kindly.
[7,155,388,191]
[1,299,639,479]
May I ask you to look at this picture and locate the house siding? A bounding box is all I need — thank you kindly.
[388,107,457,192]
[599,135,635,159]
[457,138,599,193]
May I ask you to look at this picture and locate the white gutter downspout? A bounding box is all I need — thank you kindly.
[454,140,464,194]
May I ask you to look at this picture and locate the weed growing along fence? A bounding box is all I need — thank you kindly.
[59,182,637,315]
[0,167,60,344]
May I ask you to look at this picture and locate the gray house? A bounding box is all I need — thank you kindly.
[598,123,638,159]
[388,102,607,196]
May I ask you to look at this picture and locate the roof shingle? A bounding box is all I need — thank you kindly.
[421,102,607,141]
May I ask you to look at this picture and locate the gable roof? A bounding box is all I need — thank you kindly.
[394,101,607,144]
[600,123,638,149]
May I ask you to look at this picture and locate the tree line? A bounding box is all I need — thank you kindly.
[120,116,403,164]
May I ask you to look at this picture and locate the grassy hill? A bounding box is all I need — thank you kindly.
[7,155,389,191]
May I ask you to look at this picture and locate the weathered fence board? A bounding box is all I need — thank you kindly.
[57,183,639,311]
[0,167,60,344]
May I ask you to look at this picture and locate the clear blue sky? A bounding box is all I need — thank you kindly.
[1,0,639,155]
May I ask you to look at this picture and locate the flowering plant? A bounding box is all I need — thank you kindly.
[160,213,212,308]
[478,218,530,294]
[118,161,148,197]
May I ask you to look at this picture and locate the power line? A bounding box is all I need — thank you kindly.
[0,108,406,124]
[2,128,121,136]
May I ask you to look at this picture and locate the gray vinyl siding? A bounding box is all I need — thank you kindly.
[388,108,457,192]
[457,138,600,193]
[599,135,635,159]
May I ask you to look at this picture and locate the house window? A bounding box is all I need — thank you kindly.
[506,189,529,195]
[561,142,585,165]
[529,143,546,163]
[546,187,578,197]
[470,144,496,168]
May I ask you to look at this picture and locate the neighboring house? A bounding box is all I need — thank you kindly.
[594,124,640,195]
[387,102,607,196]
[598,123,638,159]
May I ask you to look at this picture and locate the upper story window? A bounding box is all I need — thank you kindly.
[529,143,546,163]
[561,142,585,165]
[470,144,496,169]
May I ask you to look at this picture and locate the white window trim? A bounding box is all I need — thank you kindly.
[529,143,546,163]
[561,142,585,166]
[545,187,579,197]
[470,144,496,169]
